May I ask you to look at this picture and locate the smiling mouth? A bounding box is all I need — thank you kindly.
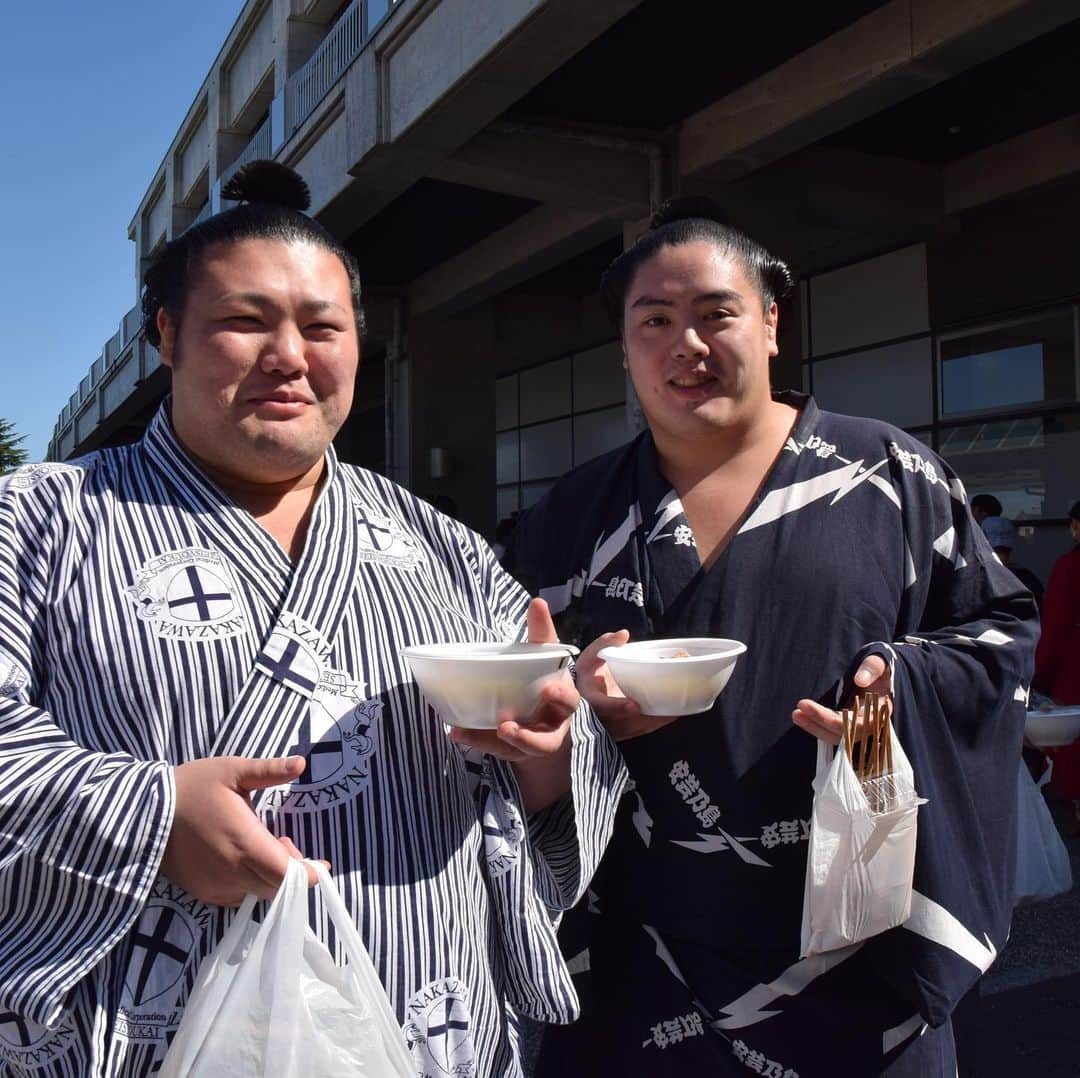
[669,373,717,388]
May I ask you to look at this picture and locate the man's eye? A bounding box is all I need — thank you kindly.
[225,315,261,326]
[643,315,669,327]
[704,309,732,320]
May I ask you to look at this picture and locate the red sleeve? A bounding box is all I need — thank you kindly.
[1035,550,1079,690]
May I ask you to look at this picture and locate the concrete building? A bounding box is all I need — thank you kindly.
[50,0,1080,581]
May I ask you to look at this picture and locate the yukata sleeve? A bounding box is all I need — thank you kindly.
[456,524,626,909]
[453,526,626,1020]
[847,454,1038,1028]
[0,487,175,1029]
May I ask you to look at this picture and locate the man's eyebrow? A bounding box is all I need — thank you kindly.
[629,289,743,309]
[214,292,348,314]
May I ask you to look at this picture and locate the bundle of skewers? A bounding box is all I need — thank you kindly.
[841,692,900,814]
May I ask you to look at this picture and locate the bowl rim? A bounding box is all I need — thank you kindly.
[597,637,746,664]
[401,641,580,662]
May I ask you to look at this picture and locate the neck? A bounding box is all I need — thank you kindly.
[654,397,797,489]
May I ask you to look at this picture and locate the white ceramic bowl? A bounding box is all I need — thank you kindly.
[597,637,746,717]
[1025,706,1080,749]
[401,641,579,730]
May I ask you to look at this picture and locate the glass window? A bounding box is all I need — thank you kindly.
[811,338,932,428]
[496,485,520,521]
[519,357,571,425]
[520,418,571,481]
[938,412,1080,520]
[495,376,518,431]
[574,406,629,465]
[496,430,519,484]
[522,480,555,509]
[573,342,625,411]
[939,310,1076,416]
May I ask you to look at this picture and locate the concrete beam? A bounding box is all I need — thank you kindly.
[408,204,620,316]
[429,122,655,216]
[318,0,642,234]
[945,113,1080,214]
[677,0,1077,185]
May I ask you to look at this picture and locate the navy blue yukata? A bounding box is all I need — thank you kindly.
[508,392,1038,1077]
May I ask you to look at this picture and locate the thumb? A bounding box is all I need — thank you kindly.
[232,755,306,793]
[527,597,558,644]
[853,654,888,688]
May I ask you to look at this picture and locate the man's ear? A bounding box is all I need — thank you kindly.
[157,309,177,369]
[765,301,779,358]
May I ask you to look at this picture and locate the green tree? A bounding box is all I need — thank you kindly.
[0,418,28,475]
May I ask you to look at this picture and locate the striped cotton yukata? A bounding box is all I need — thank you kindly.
[0,402,625,1078]
[508,392,1039,1077]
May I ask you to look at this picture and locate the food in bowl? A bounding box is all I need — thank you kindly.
[597,637,746,716]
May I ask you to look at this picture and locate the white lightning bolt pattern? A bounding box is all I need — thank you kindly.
[882,1014,925,1054]
[784,436,802,455]
[566,948,591,975]
[868,472,902,509]
[933,526,956,561]
[539,571,585,617]
[646,491,687,544]
[1014,683,1029,703]
[671,830,772,868]
[949,476,968,505]
[739,456,893,533]
[631,790,654,848]
[586,504,643,585]
[642,924,688,987]
[904,890,997,972]
[712,942,863,1029]
[903,535,918,590]
[949,628,1013,648]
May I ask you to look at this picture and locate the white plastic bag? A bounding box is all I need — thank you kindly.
[801,728,925,957]
[160,859,414,1078]
[1014,758,1073,903]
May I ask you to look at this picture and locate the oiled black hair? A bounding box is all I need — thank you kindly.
[141,160,365,347]
[971,493,1003,518]
[600,196,794,331]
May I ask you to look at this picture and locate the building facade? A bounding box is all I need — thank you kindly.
[50,0,1080,580]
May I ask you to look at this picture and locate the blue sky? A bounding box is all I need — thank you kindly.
[1,2,245,462]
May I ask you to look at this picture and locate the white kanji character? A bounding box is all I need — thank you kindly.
[662,1018,683,1044]
[679,1012,703,1038]
[782,1069,800,1078]
[650,1022,669,1049]
[732,1039,749,1062]
[675,774,700,799]
[698,805,721,827]
[760,822,780,849]
[673,524,695,547]
[800,819,811,840]
[604,577,619,599]
[687,790,710,814]
[763,1061,784,1078]
[778,819,801,844]
[745,1049,767,1073]
[922,459,938,483]
[669,760,690,781]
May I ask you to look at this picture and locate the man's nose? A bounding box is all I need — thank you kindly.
[261,323,308,376]
[672,325,709,359]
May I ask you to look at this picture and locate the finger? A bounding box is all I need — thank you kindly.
[232,755,306,793]
[526,597,558,644]
[528,681,579,728]
[853,655,888,689]
[793,698,844,744]
[448,725,525,760]
[497,720,566,758]
[578,630,629,673]
[276,836,330,875]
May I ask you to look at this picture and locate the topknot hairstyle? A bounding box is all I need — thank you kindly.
[600,196,794,331]
[142,160,365,348]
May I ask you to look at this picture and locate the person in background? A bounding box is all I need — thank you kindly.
[971,493,1003,526]
[1034,500,1080,829]
[980,515,1044,609]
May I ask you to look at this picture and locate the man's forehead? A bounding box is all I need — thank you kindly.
[628,246,751,298]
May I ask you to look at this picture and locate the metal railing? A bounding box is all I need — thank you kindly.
[286,0,362,136]
[220,116,273,188]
